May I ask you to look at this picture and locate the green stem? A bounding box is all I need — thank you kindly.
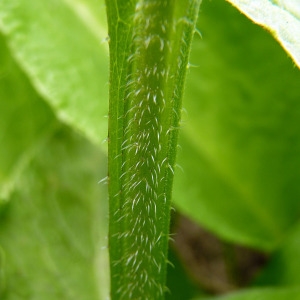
[106,1,201,299]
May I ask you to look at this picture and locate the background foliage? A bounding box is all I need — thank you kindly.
[0,0,300,299]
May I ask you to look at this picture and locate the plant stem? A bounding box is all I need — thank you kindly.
[105,1,201,299]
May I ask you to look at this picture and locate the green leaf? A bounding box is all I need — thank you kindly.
[0,34,57,201]
[196,287,300,300]
[166,247,204,300]
[0,0,109,146]
[173,0,300,250]
[255,220,300,286]
[106,0,201,299]
[226,0,300,69]
[0,126,109,300]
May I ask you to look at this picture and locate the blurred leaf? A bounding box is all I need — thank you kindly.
[227,0,300,69]
[0,34,57,200]
[0,126,109,300]
[196,287,300,300]
[0,0,109,147]
[166,247,204,300]
[173,0,300,250]
[255,220,300,286]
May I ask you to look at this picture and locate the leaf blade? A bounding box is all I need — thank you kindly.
[0,0,109,146]
[0,34,57,201]
[173,0,300,250]
[195,287,300,300]
[226,0,300,68]
[0,126,109,300]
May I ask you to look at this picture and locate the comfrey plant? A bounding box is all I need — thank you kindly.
[0,0,300,300]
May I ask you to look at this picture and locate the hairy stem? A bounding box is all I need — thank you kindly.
[106,1,201,299]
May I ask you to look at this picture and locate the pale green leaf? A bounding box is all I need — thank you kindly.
[226,0,300,68]
[0,0,109,146]
[0,126,109,300]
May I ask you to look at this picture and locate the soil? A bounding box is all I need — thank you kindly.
[171,214,269,295]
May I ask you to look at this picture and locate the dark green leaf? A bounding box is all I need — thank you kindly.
[197,287,300,300]
[174,0,300,250]
[255,221,300,286]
